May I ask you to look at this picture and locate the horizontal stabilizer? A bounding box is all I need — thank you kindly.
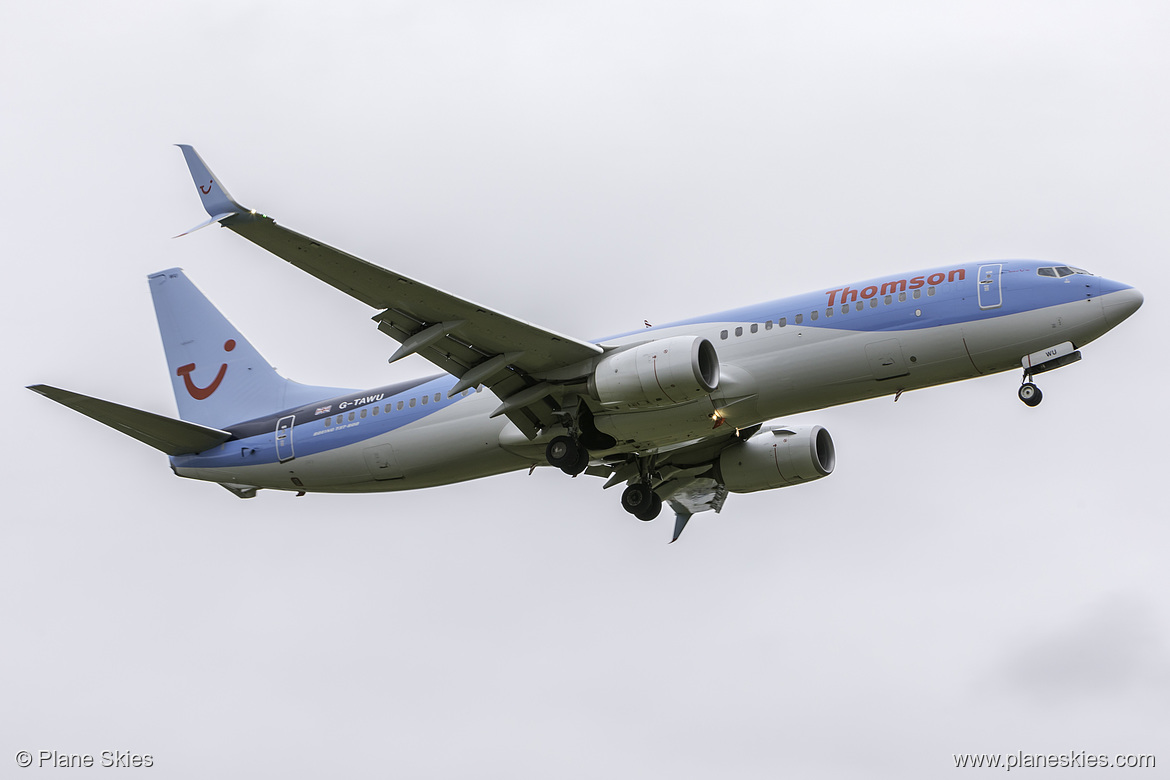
[27,385,232,456]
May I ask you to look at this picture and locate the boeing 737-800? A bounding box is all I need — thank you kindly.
[28,146,1144,541]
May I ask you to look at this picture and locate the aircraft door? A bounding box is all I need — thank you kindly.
[275,415,296,462]
[977,263,1003,309]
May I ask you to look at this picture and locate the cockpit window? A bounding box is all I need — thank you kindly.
[1037,265,1092,278]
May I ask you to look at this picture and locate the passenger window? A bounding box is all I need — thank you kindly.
[372,406,379,416]
[779,317,787,327]
[324,418,332,427]
[421,395,428,405]
[384,404,392,413]
[794,314,803,325]
[841,304,848,314]
[884,295,892,305]
[397,401,404,410]
[811,310,819,321]
[869,298,877,308]
[735,326,743,337]
[927,287,935,296]
[825,308,833,318]
[750,323,758,334]
[855,301,863,311]
[434,393,441,403]
[912,289,921,299]
[720,329,728,340]
[348,412,355,422]
[360,408,367,418]
[898,292,907,302]
[335,415,342,424]
[765,320,773,330]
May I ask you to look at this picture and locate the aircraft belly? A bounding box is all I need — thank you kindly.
[385,417,531,488]
[174,447,371,491]
[173,398,530,493]
[594,401,721,448]
[590,324,978,444]
[962,298,1106,374]
[749,323,973,418]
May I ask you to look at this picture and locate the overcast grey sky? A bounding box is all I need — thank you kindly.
[3,2,1167,777]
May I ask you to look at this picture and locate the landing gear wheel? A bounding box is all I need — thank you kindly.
[1018,382,1043,407]
[546,435,579,469]
[635,493,663,522]
[621,483,656,516]
[561,447,590,476]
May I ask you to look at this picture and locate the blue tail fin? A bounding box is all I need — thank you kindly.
[149,269,352,427]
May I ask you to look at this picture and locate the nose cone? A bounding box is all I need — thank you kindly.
[1101,284,1143,328]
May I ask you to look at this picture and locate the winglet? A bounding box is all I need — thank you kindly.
[175,144,246,230]
[174,212,239,238]
[669,511,692,544]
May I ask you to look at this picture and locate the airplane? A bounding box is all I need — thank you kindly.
[28,145,1144,542]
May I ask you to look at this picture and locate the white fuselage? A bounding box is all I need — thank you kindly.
[172,276,1135,494]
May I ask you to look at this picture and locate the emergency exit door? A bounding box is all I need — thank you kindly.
[977,264,1002,309]
[275,415,296,462]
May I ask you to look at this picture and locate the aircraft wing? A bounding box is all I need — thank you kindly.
[176,145,602,438]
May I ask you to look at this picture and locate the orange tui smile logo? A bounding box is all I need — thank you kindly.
[199,180,213,194]
[176,339,235,400]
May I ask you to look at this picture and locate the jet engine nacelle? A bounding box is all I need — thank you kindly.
[589,335,720,408]
[717,424,835,493]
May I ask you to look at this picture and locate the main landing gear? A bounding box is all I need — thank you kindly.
[544,406,617,477]
[545,410,661,520]
[546,435,663,521]
[546,435,589,476]
[621,482,662,522]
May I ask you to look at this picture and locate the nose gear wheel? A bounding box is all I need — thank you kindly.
[1018,370,1043,407]
[1018,382,1042,406]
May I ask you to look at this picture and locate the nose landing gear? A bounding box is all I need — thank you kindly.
[1018,375,1043,407]
[1016,342,1083,407]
